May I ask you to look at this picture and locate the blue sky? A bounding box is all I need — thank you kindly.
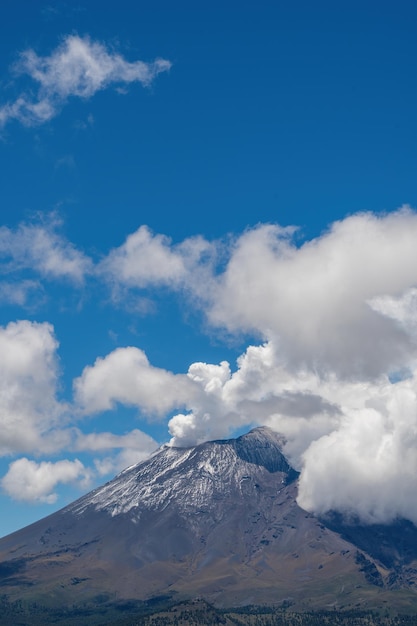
[0,0,416,537]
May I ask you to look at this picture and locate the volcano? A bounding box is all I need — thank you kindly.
[1,426,417,619]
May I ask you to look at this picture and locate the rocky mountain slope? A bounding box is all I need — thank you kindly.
[1,427,417,617]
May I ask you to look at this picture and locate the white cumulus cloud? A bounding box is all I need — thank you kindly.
[99,225,215,304]
[207,208,417,378]
[297,377,417,525]
[97,208,417,382]
[73,346,195,416]
[100,226,188,289]
[0,320,68,456]
[1,458,91,504]
[168,341,339,448]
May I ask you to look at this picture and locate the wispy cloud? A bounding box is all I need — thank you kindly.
[0,215,92,284]
[0,34,171,127]
[0,279,43,308]
[74,429,158,476]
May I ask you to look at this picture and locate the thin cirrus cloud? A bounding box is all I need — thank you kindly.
[0,279,43,308]
[0,34,172,127]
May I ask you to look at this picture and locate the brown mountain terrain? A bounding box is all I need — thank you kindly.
[1,427,417,622]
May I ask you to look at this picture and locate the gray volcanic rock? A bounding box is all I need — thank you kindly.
[1,426,417,614]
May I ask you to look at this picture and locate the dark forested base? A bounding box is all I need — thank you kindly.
[1,596,417,626]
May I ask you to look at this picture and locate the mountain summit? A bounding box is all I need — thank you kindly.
[68,426,296,519]
[1,427,417,616]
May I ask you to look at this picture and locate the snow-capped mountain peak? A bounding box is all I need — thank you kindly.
[68,426,294,518]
